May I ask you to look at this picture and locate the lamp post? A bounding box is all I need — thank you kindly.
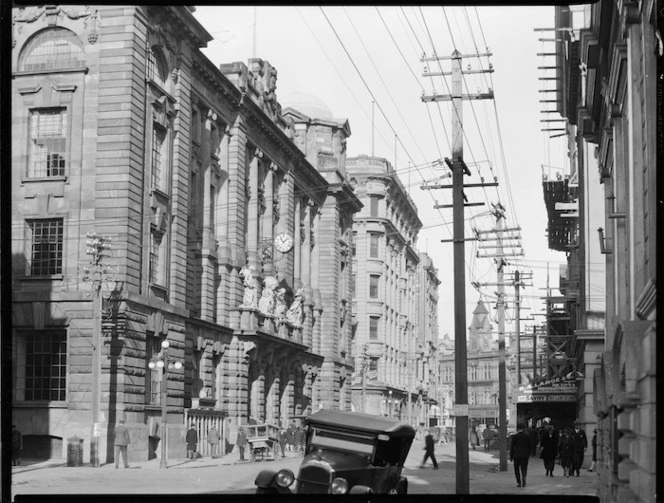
[148,340,182,469]
[388,390,393,418]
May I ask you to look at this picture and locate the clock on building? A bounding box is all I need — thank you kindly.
[274,232,294,253]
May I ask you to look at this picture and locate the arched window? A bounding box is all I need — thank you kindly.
[146,45,168,88]
[19,28,85,72]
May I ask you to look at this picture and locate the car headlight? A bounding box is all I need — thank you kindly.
[330,477,348,494]
[275,469,295,488]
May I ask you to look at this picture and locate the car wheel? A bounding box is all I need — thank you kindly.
[256,487,278,494]
[396,478,408,495]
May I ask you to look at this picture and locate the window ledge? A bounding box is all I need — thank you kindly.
[13,67,89,77]
[144,404,162,411]
[13,401,68,408]
[16,275,64,281]
[21,176,67,184]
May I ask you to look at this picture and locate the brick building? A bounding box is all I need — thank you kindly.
[11,5,359,464]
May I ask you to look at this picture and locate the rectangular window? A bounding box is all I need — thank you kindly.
[24,331,67,401]
[27,219,63,276]
[369,234,379,258]
[369,359,378,373]
[369,274,379,299]
[369,316,379,340]
[28,108,67,178]
[370,196,379,217]
[149,229,165,286]
[350,273,356,298]
[151,124,167,192]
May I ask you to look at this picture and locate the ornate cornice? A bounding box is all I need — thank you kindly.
[635,279,656,320]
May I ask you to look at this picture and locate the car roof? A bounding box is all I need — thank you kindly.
[306,409,416,438]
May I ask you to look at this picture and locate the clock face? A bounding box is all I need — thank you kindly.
[274,233,294,253]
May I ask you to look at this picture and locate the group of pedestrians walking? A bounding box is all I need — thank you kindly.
[508,422,592,486]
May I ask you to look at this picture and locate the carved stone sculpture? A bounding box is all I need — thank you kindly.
[258,275,279,315]
[274,288,287,319]
[286,288,305,326]
[240,265,259,309]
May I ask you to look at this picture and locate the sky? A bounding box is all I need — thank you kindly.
[192,5,570,343]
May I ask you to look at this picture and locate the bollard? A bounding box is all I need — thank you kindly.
[67,436,84,467]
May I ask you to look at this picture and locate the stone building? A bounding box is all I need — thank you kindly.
[438,300,512,428]
[346,155,432,423]
[11,5,359,464]
[540,3,657,501]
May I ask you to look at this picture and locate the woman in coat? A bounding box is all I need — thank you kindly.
[557,428,575,477]
[540,428,558,477]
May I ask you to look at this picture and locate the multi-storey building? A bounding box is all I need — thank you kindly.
[438,300,512,428]
[11,5,359,464]
[538,2,656,502]
[346,155,435,425]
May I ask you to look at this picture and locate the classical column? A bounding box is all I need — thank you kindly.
[216,126,231,325]
[293,198,302,289]
[247,149,262,271]
[263,162,277,277]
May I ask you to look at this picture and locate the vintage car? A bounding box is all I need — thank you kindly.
[254,409,415,494]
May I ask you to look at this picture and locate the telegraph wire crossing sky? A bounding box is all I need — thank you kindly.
[193,5,569,340]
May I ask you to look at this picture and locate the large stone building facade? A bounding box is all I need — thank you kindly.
[346,155,439,425]
[540,3,657,502]
[11,5,359,464]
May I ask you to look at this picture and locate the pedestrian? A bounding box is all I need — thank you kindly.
[278,425,288,458]
[529,427,539,457]
[420,429,439,469]
[236,427,248,461]
[208,426,220,458]
[186,423,198,459]
[469,425,479,451]
[113,419,130,469]
[572,424,587,476]
[287,421,296,452]
[482,425,493,451]
[558,428,575,477]
[588,429,598,472]
[12,424,22,466]
[509,423,532,488]
[295,426,305,454]
[540,427,558,477]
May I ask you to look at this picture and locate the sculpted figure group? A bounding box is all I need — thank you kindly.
[240,268,305,326]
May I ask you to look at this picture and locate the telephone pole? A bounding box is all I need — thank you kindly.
[514,270,522,387]
[83,232,111,467]
[473,204,523,472]
[421,49,494,494]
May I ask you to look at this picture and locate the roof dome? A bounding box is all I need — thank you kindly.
[280,92,333,120]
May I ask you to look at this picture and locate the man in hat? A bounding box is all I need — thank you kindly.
[113,419,130,468]
[509,423,532,487]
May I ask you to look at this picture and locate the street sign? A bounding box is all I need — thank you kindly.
[451,404,469,416]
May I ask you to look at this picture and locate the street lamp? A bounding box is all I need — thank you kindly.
[388,390,393,418]
[148,340,182,469]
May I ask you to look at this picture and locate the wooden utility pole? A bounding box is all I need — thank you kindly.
[514,270,522,386]
[421,49,494,494]
[84,232,111,467]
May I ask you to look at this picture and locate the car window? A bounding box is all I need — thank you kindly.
[309,428,374,456]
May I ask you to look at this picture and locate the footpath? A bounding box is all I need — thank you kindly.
[11,436,599,500]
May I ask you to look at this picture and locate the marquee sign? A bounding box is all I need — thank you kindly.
[517,374,579,403]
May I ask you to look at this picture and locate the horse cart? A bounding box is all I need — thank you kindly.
[245,424,279,462]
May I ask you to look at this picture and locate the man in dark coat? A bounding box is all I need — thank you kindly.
[236,427,248,461]
[12,425,22,466]
[482,426,493,451]
[509,423,532,487]
[420,429,439,469]
[589,429,598,472]
[113,419,131,469]
[572,425,588,476]
[558,428,575,477]
[186,423,198,459]
[540,427,558,477]
[294,426,304,455]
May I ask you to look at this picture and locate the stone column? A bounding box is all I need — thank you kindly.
[263,163,277,277]
[293,198,302,289]
[216,127,231,325]
[247,149,262,271]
